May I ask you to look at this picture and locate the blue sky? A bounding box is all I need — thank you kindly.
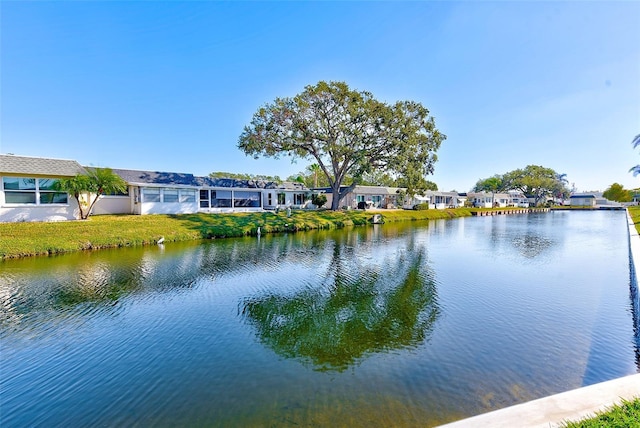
[2,1,639,192]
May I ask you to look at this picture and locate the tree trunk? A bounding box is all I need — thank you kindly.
[331,186,342,210]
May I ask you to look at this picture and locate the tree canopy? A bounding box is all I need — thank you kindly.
[474,165,569,206]
[209,171,281,182]
[56,168,127,219]
[238,81,446,210]
[603,183,633,202]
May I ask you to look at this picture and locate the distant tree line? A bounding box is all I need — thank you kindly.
[473,165,571,206]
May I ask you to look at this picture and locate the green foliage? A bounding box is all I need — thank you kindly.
[562,397,640,427]
[209,171,281,182]
[475,165,569,206]
[56,168,127,219]
[237,80,445,210]
[629,206,640,235]
[630,134,640,176]
[311,193,327,208]
[413,203,430,210]
[241,247,438,371]
[603,182,633,202]
[474,175,505,193]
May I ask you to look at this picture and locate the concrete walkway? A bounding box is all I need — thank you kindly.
[438,209,640,427]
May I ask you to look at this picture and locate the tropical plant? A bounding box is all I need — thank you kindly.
[56,168,127,219]
[238,81,445,210]
[630,134,640,176]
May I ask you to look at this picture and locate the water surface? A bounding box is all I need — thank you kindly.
[1,211,637,426]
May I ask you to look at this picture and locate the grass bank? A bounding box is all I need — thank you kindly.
[628,206,640,235]
[0,208,474,260]
[562,397,640,427]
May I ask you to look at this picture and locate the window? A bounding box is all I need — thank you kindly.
[268,193,273,205]
[234,191,261,208]
[180,189,196,203]
[163,189,179,203]
[103,188,129,196]
[142,188,160,202]
[2,177,67,205]
[277,193,286,205]
[199,189,210,208]
[211,190,232,208]
[294,193,305,205]
[356,195,365,203]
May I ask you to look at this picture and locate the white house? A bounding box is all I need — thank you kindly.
[569,194,597,207]
[0,154,85,222]
[0,155,314,222]
[316,185,402,210]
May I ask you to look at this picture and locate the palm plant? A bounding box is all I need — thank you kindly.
[56,168,127,219]
[631,134,640,176]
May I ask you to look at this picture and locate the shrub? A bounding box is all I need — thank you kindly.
[311,193,327,208]
[413,203,429,210]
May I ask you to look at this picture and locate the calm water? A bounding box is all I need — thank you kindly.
[1,211,638,427]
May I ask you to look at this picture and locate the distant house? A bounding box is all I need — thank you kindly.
[569,194,597,207]
[108,169,311,215]
[406,191,466,209]
[0,154,85,222]
[315,185,402,210]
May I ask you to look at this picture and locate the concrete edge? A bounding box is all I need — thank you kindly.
[437,373,640,428]
[437,209,640,427]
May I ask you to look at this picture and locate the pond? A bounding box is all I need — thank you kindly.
[1,211,638,427]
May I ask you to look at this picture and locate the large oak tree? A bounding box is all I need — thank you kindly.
[238,81,445,210]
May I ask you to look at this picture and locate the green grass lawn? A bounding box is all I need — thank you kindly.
[0,208,478,259]
[628,206,640,235]
[562,397,640,427]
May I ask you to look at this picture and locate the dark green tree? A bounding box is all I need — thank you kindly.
[238,81,445,210]
[502,165,564,206]
[209,171,281,182]
[473,175,505,207]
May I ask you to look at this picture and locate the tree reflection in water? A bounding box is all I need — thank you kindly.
[241,242,440,371]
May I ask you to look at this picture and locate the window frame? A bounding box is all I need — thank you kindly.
[2,176,68,206]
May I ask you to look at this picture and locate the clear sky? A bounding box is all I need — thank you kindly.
[2,1,639,193]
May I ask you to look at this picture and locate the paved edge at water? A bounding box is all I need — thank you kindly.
[437,373,640,428]
[437,209,640,428]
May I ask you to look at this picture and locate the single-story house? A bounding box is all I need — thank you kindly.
[468,191,530,208]
[569,194,597,207]
[0,154,85,222]
[404,191,466,209]
[1,154,313,222]
[315,186,468,210]
[99,169,312,215]
[314,185,403,210]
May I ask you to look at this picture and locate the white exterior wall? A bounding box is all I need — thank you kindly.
[0,203,80,222]
[570,197,596,207]
[92,196,131,215]
[140,201,199,215]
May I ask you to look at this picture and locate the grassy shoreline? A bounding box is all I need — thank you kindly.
[2,206,626,260]
[0,208,475,260]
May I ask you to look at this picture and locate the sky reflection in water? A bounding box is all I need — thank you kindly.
[0,211,637,427]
